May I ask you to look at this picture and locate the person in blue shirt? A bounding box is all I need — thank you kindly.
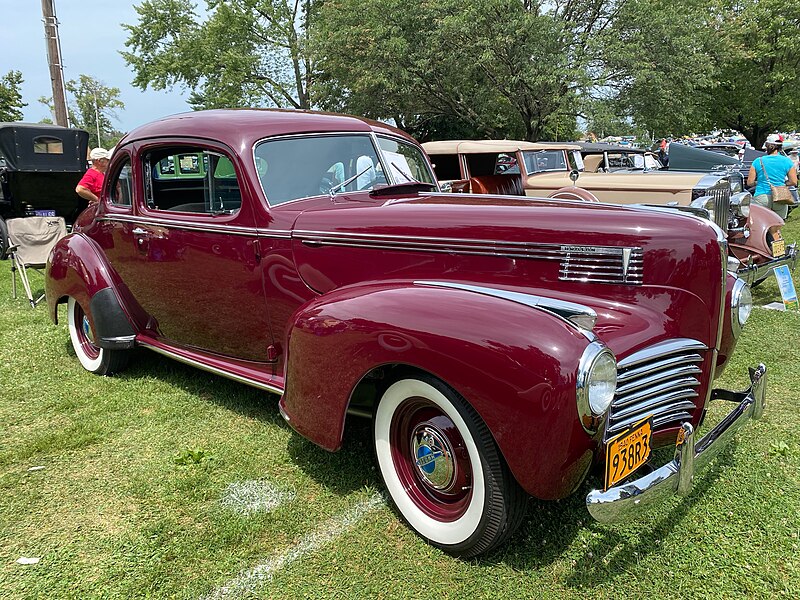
[747,133,797,219]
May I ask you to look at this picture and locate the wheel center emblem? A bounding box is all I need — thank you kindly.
[412,426,455,491]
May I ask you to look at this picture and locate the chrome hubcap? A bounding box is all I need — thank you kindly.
[82,316,94,343]
[411,425,455,491]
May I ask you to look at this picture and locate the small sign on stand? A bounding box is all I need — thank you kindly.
[773,265,798,310]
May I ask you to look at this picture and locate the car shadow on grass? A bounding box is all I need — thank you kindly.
[109,347,289,429]
[484,441,739,582]
[102,345,379,497]
[286,417,382,497]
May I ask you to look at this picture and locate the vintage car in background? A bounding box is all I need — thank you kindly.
[424,140,796,285]
[570,141,663,172]
[47,109,765,558]
[0,123,90,256]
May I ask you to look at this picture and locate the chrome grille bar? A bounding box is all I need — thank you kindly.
[560,248,644,285]
[608,338,707,437]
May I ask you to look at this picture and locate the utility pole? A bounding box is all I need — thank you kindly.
[41,0,69,127]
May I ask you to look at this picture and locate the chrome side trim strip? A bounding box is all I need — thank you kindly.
[98,215,292,239]
[138,340,285,395]
[413,280,597,334]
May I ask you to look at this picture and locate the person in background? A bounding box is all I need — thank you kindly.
[75,147,111,205]
[747,134,797,219]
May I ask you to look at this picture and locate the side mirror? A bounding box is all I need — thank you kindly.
[569,169,580,184]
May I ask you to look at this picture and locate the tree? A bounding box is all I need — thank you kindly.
[605,0,800,147]
[706,0,800,148]
[122,0,315,110]
[313,0,609,141]
[40,75,125,147]
[0,70,27,122]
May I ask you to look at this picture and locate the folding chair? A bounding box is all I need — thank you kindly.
[6,216,67,308]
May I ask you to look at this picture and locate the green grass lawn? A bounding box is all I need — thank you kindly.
[1,213,799,599]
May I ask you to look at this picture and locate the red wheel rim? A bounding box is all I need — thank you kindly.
[389,397,473,522]
[74,302,100,360]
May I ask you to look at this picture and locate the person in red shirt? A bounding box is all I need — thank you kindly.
[75,147,111,205]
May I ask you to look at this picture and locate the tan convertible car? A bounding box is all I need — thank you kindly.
[423,139,796,284]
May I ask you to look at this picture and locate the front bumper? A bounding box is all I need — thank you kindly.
[735,243,797,285]
[586,364,767,524]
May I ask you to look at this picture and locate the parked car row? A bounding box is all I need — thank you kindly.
[42,109,771,557]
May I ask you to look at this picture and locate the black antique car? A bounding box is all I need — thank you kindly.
[0,123,90,256]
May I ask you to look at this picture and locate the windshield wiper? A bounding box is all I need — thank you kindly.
[329,165,372,198]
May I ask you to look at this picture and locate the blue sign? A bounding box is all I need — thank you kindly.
[773,265,798,310]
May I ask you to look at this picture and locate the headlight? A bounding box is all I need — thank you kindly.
[690,195,715,223]
[730,192,751,219]
[731,277,752,337]
[577,342,617,422]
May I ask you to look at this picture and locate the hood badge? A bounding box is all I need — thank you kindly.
[621,248,632,282]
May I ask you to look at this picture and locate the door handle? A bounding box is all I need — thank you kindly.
[131,227,148,235]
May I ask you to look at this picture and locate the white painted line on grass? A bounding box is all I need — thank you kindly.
[220,480,295,516]
[203,493,384,600]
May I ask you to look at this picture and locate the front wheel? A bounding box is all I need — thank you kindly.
[373,375,526,557]
[67,297,129,375]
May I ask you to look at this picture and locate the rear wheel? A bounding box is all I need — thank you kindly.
[67,297,129,375]
[373,375,526,557]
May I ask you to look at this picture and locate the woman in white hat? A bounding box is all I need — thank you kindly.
[75,147,112,205]
[747,134,797,218]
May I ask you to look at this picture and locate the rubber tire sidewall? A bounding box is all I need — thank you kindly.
[374,377,488,549]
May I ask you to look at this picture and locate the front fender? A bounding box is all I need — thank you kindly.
[279,281,599,500]
[45,233,139,348]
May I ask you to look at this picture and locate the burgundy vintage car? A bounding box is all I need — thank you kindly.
[45,110,765,558]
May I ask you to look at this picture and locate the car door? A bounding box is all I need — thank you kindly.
[104,141,273,362]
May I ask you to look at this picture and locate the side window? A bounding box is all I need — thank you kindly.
[143,147,242,215]
[430,154,462,180]
[110,159,133,207]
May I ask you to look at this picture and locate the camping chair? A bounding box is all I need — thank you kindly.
[6,216,67,308]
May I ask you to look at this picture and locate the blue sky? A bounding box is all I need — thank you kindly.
[1,1,193,132]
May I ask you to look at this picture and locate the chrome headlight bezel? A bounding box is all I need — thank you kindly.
[690,195,716,223]
[730,191,752,219]
[731,276,752,338]
[577,342,617,432]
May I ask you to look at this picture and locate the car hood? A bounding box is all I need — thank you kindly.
[290,193,726,355]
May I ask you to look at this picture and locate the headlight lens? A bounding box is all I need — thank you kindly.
[730,192,751,219]
[577,342,617,417]
[731,277,752,337]
[690,195,715,223]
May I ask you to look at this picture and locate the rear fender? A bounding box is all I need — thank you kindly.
[279,281,598,500]
[45,233,139,349]
[739,204,785,259]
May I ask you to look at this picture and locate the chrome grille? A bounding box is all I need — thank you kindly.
[560,247,643,285]
[707,179,731,232]
[607,338,707,437]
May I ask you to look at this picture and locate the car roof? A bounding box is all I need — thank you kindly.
[119,109,417,148]
[422,140,580,154]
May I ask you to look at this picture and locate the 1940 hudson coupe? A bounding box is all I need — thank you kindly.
[45,110,766,557]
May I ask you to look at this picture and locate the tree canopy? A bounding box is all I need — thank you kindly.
[121,0,800,144]
[123,0,314,110]
[40,75,125,147]
[0,71,27,122]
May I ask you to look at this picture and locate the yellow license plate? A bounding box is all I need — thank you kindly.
[605,417,652,490]
[772,238,786,258]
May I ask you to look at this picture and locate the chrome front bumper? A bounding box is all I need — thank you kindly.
[735,243,797,285]
[586,364,767,524]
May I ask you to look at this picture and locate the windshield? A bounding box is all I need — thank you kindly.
[255,134,386,205]
[522,150,568,174]
[376,136,436,185]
